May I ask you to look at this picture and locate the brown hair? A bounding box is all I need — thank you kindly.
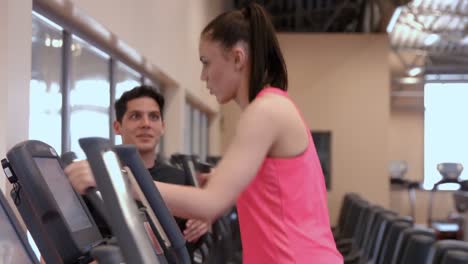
[202,2,288,102]
[114,85,164,122]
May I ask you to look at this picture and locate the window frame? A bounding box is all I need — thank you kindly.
[31,8,163,155]
[184,101,210,160]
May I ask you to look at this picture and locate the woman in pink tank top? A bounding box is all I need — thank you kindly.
[154,3,342,263]
[68,2,342,263]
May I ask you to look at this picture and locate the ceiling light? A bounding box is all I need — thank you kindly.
[408,67,424,76]
[424,34,440,46]
[460,36,468,45]
[44,37,51,47]
[51,39,62,48]
[395,77,423,85]
[387,7,403,33]
[411,0,423,7]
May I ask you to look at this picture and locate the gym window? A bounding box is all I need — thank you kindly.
[30,10,162,158]
[424,82,468,190]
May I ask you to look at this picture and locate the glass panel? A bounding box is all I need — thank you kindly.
[30,13,63,153]
[70,36,110,159]
[424,83,468,190]
[142,77,160,92]
[114,61,141,145]
[200,113,208,161]
[27,232,41,262]
[184,103,192,154]
[115,61,141,100]
[34,158,92,232]
[0,205,35,263]
[191,108,201,156]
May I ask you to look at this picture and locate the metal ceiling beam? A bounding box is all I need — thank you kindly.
[392,77,424,85]
[234,0,385,32]
[375,0,397,32]
[322,0,353,31]
[393,47,468,62]
[409,5,468,19]
[391,90,424,97]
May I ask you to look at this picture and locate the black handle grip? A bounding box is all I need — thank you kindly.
[61,152,78,167]
[196,161,212,174]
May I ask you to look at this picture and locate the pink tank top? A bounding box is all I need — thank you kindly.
[237,87,343,264]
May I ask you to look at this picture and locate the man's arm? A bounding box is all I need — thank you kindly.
[65,160,96,194]
[183,219,210,242]
[151,164,211,242]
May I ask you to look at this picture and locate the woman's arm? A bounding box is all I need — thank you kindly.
[156,99,280,221]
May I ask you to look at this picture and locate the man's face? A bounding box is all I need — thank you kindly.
[114,97,164,154]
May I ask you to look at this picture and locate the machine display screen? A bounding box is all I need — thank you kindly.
[0,202,36,263]
[34,157,92,232]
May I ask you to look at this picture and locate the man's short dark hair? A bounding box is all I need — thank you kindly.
[114,85,165,123]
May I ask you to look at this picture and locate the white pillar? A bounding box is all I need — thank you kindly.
[0,0,32,191]
[0,0,7,191]
[163,86,185,157]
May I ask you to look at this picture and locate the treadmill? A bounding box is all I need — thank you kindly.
[2,140,104,264]
[453,181,468,241]
[389,160,420,219]
[428,162,464,240]
[0,189,39,264]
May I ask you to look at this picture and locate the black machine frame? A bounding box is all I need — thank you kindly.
[0,190,39,264]
[4,140,103,263]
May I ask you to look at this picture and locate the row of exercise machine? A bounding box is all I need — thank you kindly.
[0,138,241,263]
[334,162,468,263]
[334,192,468,264]
[390,161,468,240]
